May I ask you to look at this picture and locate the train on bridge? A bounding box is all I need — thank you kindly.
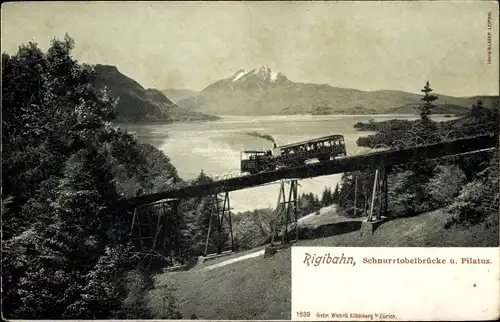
[241,134,347,174]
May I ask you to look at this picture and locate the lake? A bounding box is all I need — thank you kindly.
[119,114,456,212]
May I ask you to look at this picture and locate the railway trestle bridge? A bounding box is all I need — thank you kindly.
[124,125,499,266]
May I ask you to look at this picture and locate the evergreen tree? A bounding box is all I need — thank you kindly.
[418,81,438,123]
[313,194,321,210]
[332,183,340,204]
[321,187,333,206]
[469,98,489,119]
[179,171,230,256]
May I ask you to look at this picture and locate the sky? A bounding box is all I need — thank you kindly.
[2,1,499,96]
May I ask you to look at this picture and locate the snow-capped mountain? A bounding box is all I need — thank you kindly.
[230,66,289,84]
[203,66,291,92]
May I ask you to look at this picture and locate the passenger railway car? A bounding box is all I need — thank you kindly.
[240,134,347,174]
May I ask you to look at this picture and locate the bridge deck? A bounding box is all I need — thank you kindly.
[125,134,498,206]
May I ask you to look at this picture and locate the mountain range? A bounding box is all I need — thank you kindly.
[165,66,498,116]
[93,65,218,123]
[161,88,199,103]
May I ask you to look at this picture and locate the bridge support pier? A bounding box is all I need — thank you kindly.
[271,180,299,246]
[129,199,182,268]
[367,167,389,223]
[204,192,235,256]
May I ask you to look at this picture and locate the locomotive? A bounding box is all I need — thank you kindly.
[240,134,347,174]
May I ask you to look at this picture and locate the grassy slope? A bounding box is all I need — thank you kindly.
[149,210,498,320]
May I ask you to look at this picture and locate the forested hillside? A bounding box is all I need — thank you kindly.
[1,35,213,319]
[335,84,499,232]
[93,64,218,123]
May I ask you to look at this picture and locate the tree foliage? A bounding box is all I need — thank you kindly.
[336,83,498,222]
[427,165,466,207]
[297,192,322,217]
[232,208,278,250]
[446,139,499,227]
[2,35,185,319]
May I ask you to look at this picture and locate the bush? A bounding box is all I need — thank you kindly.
[445,181,484,227]
[114,267,154,319]
[427,165,466,207]
[146,282,183,319]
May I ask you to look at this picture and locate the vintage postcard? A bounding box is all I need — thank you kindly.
[1,1,499,321]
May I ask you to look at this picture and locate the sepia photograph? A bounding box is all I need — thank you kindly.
[1,1,499,320]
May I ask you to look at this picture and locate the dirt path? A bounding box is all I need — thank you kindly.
[202,249,266,271]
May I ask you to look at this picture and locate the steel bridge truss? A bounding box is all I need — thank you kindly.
[129,199,182,268]
[344,167,390,222]
[204,192,235,256]
[271,180,299,245]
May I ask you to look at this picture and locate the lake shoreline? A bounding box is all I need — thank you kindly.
[120,114,459,212]
[116,113,458,126]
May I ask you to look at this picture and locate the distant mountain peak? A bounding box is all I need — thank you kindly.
[228,66,288,86]
[231,69,248,82]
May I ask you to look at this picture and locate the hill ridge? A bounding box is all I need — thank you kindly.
[93,64,219,122]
